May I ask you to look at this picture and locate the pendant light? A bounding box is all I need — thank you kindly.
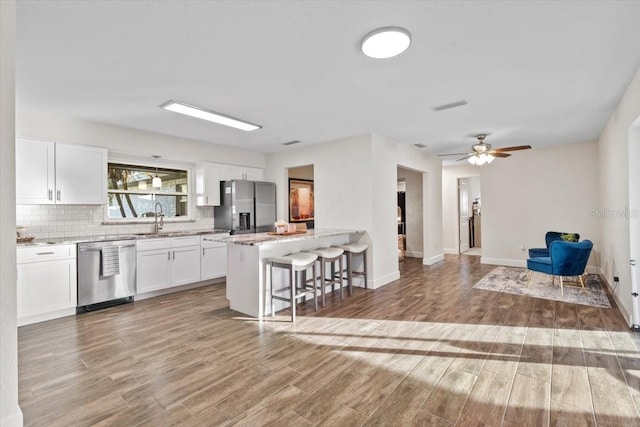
[152,167,162,188]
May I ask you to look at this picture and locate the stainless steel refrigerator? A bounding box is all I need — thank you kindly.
[214,180,276,234]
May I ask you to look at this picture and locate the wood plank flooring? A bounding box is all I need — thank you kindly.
[18,255,640,426]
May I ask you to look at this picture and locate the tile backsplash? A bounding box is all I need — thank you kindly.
[16,204,215,239]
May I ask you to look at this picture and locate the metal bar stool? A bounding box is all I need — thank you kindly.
[268,252,318,322]
[334,243,368,294]
[308,247,344,307]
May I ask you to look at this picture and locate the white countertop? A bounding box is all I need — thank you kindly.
[207,228,365,246]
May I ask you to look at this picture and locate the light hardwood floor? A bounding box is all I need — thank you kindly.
[18,255,640,426]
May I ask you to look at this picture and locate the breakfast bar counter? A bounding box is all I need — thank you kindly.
[208,229,365,318]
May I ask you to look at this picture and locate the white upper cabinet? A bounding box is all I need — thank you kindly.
[195,162,264,207]
[16,138,55,204]
[55,142,107,204]
[16,138,107,205]
[220,164,264,182]
[195,162,222,206]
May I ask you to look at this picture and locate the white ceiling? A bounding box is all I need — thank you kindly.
[16,1,640,155]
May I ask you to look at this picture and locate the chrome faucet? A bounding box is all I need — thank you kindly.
[154,202,164,233]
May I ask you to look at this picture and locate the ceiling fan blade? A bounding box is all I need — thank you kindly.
[492,145,532,152]
[491,152,511,158]
[438,152,470,157]
[456,154,475,162]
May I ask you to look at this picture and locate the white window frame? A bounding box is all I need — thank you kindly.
[105,159,194,223]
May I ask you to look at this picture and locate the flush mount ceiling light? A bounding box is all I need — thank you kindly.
[361,26,411,59]
[160,100,261,132]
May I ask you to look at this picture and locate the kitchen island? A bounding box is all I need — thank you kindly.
[209,229,365,318]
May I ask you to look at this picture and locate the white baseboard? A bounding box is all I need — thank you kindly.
[424,253,445,266]
[481,257,526,268]
[135,277,225,301]
[1,408,24,427]
[599,267,632,327]
[443,248,458,255]
[17,307,76,327]
[405,251,424,258]
[586,266,599,275]
[370,270,400,289]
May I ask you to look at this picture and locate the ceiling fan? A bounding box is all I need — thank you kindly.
[439,134,532,165]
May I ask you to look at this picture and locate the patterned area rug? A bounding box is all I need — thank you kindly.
[473,266,611,308]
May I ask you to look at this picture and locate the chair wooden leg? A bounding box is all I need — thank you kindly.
[559,276,564,296]
[526,270,533,288]
[578,275,586,293]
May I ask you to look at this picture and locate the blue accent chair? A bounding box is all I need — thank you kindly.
[528,231,580,258]
[526,239,593,295]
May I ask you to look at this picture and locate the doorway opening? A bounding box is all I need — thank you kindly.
[397,166,424,261]
[458,176,481,256]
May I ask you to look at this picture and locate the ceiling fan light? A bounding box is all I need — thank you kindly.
[487,154,495,164]
[361,27,411,59]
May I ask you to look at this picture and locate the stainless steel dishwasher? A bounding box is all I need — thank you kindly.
[77,239,136,311]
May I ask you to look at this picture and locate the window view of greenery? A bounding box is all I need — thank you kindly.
[107,163,189,219]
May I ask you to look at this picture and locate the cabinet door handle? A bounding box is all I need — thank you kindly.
[48,189,53,201]
[56,190,61,201]
[202,248,205,256]
[173,250,175,260]
[168,251,171,260]
[36,252,55,256]
[206,196,208,204]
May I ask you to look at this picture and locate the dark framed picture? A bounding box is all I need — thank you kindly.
[289,179,314,223]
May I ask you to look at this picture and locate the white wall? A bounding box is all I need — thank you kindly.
[481,140,599,268]
[265,133,442,289]
[597,65,640,324]
[288,164,314,180]
[0,1,22,426]
[17,110,266,168]
[397,167,423,258]
[442,164,479,254]
[372,134,443,267]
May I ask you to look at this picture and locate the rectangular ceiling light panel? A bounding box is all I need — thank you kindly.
[160,100,261,132]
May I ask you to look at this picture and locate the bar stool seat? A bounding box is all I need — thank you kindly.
[308,247,344,306]
[334,243,368,293]
[268,252,318,322]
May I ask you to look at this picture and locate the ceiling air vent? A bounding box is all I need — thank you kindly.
[433,100,468,112]
[282,140,301,146]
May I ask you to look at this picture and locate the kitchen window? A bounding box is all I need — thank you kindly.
[107,163,189,219]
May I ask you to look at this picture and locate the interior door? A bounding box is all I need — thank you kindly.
[459,179,470,253]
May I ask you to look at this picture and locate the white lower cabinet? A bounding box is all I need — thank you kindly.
[17,244,77,326]
[171,245,201,286]
[201,235,227,281]
[136,246,172,293]
[136,236,202,294]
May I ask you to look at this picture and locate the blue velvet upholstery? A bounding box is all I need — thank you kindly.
[528,231,581,258]
[526,240,593,278]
